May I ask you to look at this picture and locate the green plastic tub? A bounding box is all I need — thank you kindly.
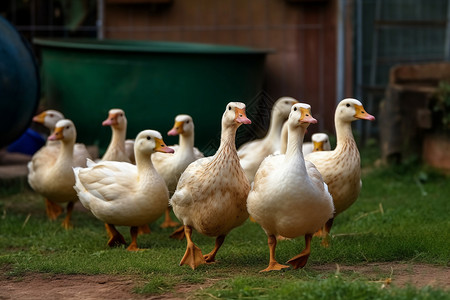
[34,38,270,155]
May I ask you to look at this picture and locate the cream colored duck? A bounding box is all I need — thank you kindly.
[170,102,251,269]
[101,108,132,163]
[247,103,334,272]
[73,130,174,251]
[152,114,204,228]
[27,119,82,229]
[305,98,375,246]
[32,109,92,167]
[310,133,331,152]
[238,97,298,182]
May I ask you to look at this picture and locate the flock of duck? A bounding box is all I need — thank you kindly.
[26,97,375,272]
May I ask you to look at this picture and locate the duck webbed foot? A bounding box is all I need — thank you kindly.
[105,223,127,247]
[179,226,205,270]
[287,234,312,269]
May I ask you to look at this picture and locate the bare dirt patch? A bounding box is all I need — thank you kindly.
[1,263,448,299]
[312,262,450,289]
[0,273,146,300]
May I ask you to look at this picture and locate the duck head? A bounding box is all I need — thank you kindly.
[168,114,194,136]
[222,102,252,128]
[33,110,64,131]
[102,108,127,130]
[135,130,174,156]
[288,103,317,129]
[48,119,77,142]
[273,96,299,119]
[336,98,375,122]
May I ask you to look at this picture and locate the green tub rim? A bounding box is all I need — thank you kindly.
[33,38,274,55]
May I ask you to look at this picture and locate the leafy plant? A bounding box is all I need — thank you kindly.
[431,81,450,132]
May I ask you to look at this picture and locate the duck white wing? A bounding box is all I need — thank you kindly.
[251,154,283,189]
[74,160,138,209]
[305,160,329,194]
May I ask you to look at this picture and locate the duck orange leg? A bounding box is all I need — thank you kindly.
[320,218,334,247]
[260,234,290,272]
[160,207,180,228]
[203,235,226,263]
[105,223,127,247]
[137,224,151,235]
[287,234,312,269]
[61,201,75,230]
[126,226,140,251]
[179,225,205,270]
[45,198,63,220]
[170,225,186,240]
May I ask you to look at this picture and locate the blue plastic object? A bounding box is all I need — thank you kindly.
[7,128,46,155]
[0,16,40,148]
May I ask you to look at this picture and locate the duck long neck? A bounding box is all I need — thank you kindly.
[135,150,158,181]
[285,124,306,163]
[334,116,357,153]
[55,139,74,167]
[109,126,126,152]
[214,124,239,162]
[178,131,195,154]
[266,111,285,143]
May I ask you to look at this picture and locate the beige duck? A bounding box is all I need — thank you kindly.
[305,98,375,246]
[73,130,174,251]
[152,114,204,228]
[32,109,92,167]
[247,103,334,272]
[27,119,82,229]
[238,97,298,182]
[101,108,132,163]
[170,102,252,269]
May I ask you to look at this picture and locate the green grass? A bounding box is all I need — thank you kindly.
[1,146,449,299]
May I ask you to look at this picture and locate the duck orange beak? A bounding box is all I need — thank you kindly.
[354,105,375,121]
[299,107,317,124]
[102,112,119,126]
[48,126,64,141]
[235,108,252,124]
[32,111,46,124]
[313,141,325,152]
[168,121,184,136]
[154,138,175,153]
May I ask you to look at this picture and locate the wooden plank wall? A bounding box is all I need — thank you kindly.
[103,0,340,135]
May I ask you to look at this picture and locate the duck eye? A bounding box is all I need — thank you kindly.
[147,136,151,140]
[346,103,350,107]
[119,113,123,117]
[294,107,297,111]
[186,120,189,124]
[49,113,53,117]
[66,126,70,129]
[228,106,232,110]
[285,101,289,105]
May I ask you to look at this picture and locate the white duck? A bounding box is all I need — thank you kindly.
[238,97,298,182]
[152,114,204,228]
[73,130,174,251]
[247,103,334,272]
[305,98,375,246]
[101,108,132,163]
[27,119,82,229]
[170,102,251,269]
[32,109,92,167]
